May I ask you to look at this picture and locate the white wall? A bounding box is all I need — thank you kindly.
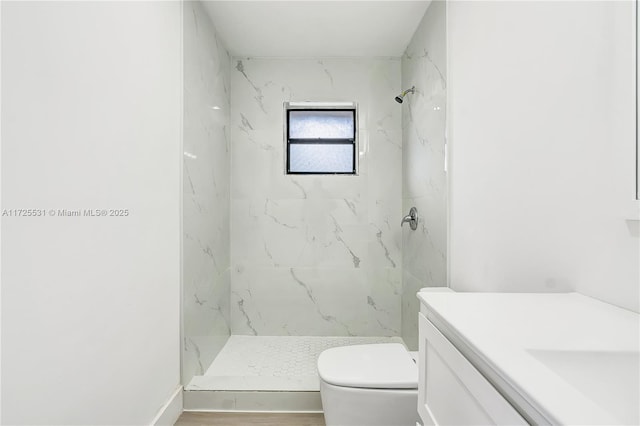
[1,2,182,424]
[182,0,231,386]
[230,58,403,336]
[0,3,3,421]
[401,0,447,350]
[448,1,639,312]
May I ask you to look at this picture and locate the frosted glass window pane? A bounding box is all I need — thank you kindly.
[289,144,353,173]
[289,110,354,139]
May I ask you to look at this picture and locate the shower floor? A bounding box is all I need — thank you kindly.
[186,335,404,392]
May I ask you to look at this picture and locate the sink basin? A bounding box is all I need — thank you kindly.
[527,349,640,425]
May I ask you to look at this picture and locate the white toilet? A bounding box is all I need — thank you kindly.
[318,288,454,425]
[317,343,420,426]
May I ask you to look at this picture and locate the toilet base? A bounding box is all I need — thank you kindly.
[320,380,419,426]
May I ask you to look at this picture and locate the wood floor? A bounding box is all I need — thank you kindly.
[175,411,326,426]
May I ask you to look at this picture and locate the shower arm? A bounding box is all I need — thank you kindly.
[395,86,416,103]
[402,86,415,97]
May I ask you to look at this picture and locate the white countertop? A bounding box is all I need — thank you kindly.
[418,292,640,425]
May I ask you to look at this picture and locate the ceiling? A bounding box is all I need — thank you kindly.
[201,1,431,58]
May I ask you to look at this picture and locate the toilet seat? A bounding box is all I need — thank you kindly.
[317,343,418,389]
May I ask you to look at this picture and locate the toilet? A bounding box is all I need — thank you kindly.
[318,287,454,425]
[317,343,420,426]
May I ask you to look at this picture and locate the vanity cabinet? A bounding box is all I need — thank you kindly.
[417,292,639,425]
[417,313,527,425]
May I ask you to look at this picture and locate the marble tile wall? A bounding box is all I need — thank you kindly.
[230,58,402,336]
[401,1,448,350]
[182,1,231,384]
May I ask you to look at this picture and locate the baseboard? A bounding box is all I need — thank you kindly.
[151,385,183,426]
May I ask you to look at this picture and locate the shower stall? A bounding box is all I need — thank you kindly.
[181,0,447,411]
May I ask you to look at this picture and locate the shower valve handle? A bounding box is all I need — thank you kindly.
[401,207,418,230]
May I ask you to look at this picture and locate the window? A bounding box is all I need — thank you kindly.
[285,102,357,175]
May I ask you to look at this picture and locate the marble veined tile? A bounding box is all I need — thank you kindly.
[182,0,231,386]
[230,58,402,337]
[231,266,400,336]
[401,1,447,349]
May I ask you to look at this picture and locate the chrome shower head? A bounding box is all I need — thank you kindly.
[395,86,415,104]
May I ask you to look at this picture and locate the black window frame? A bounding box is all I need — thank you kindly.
[285,108,357,175]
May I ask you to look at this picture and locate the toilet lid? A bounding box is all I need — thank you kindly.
[317,343,418,389]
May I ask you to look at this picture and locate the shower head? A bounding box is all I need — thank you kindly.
[395,86,415,104]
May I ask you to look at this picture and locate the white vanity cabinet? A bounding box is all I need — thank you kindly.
[417,313,527,425]
[416,292,640,426]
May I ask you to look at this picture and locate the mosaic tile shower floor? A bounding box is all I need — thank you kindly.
[186,335,404,391]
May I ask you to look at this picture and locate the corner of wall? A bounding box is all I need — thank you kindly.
[151,386,184,426]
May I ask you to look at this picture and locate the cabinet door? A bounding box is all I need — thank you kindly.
[418,313,528,425]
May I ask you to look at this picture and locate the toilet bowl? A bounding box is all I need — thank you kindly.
[317,343,420,426]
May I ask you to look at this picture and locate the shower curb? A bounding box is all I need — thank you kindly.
[183,390,323,412]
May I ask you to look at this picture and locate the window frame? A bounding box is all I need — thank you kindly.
[284,102,358,175]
